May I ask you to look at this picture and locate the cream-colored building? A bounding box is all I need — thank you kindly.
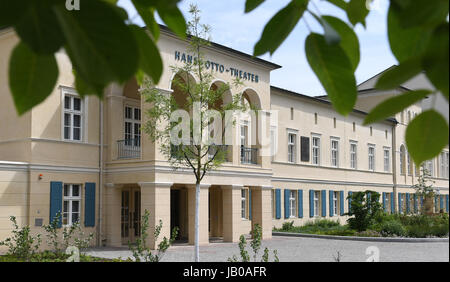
[0,26,448,251]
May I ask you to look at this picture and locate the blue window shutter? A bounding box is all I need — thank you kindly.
[329,190,334,217]
[414,194,418,213]
[420,195,424,208]
[382,192,386,212]
[398,193,402,214]
[85,182,96,227]
[340,191,344,215]
[284,189,290,219]
[391,193,395,214]
[249,189,252,220]
[348,191,353,213]
[50,182,63,228]
[321,190,326,217]
[435,195,438,211]
[440,195,444,210]
[446,195,449,213]
[309,190,314,218]
[275,189,281,219]
[406,193,410,213]
[298,190,303,218]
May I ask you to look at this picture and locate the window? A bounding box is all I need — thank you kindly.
[124,106,141,147]
[240,123,248,147]
[368,145,375,171]
[63,95,83,141]
[288,132,297,163]
[331,138,339,168]
[440,152,449,179]
[400,145,406,175]
[425,160,434,177]
[289,190,297,218]
[241,189,248,219]
[63,184,81,226]
[350,142,357,169]
[314,191,320,217]
[333,191,339,216]
[312,135,321,165]
[407,153,412,175]
[384,147,390,172]
[270,127,277,161]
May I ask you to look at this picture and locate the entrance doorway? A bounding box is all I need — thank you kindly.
[121,187,141,245]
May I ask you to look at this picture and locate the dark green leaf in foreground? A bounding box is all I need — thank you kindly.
[387,4,432,63]
[305,33,357,115]
[375,59,422,90]
[391,0,449,29]
[156,1,187,39]
[132,0,160,40]
[322,16,360,71]
[364,90,432,125]
[422,23,449,101]
[254,0,308,56]
[53,0,139,96]
[405,110,449,166]
[326,0,347,10]
[9,42,58,115]
[130,25,163,84]
[346,0,369,27]
[245,0,265,13]
[0,0,29,27]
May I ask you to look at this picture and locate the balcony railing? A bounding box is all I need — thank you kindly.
[241,146,258,165]
[117,139,141,159]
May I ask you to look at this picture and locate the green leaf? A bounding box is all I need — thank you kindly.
[305,33,357,115]
[346,0,369,27]
[14,0,66,54]
[310,13,340,45]
[245,0,265,13]
[391,0,449,29]
[132,0,160,40]
[0,0,29,27]
[156,3,187,39]
[254,0,308,56]
[322,16,360,71]
[364,90,432,125]
[326,0,347,10]
[53,0,139,95]
[422,23,449,101]
[405,110,449,166]
[375,59,422,90]
[387,5,432,63]
[9,42,58,115]
[130,25,163,84]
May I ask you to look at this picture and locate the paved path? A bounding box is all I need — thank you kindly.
[85,236,449,262]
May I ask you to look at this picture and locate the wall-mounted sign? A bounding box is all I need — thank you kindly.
[174,51,260,83]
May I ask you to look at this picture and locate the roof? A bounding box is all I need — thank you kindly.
[271,86,398,124]
[158,25,282,70]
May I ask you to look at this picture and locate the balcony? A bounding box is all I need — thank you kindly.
[117,139,141,159]
[240,146,258,165]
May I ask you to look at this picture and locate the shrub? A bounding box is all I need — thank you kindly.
[0,216,41,261]
[281,221,295,231]
[379,220,407,237]
[346,191,383,232]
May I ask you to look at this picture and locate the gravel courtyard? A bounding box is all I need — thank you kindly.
[85,236,449,262]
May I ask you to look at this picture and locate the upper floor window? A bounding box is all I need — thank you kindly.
[400,145,406,175]
[368,145,375,171]
[288,132,297,163]
[331,138,339,168]
[440,151,449,179]
[63,184,81,226]
[63,95,83,141]
[350,141,357,169]
[312,135,321,165]
[289,190,297,218]
[425,160,434,177]
[383,147,390,172]
[407,153,412,175]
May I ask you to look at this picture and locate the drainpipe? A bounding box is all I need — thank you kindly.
[97,100,104,246]
[392,122,398,213]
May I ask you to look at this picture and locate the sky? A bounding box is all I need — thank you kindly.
[117,0,397,97]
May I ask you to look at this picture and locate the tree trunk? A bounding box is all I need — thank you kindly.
[195,181,200,262]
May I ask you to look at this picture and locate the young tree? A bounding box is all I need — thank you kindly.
[413,167,436,215]
[141,4,246,262]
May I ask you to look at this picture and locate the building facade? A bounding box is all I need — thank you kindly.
[0,26,448,250]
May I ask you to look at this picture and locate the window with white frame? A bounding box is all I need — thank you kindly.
[288,132,297,163]
[63,184,81,226]
[289,190,297,217]
[333,191,339,216]
[241,189,248,219]
[368,145,375,171]
[63,95,83,141]
[350,141,357,169]
[440,152,449,179]
[314,191,320,216]
[331,138,339,168]
[400,145,406,175]
[124,106,141,146]
[384,147,390,172]
[312,135,321,165]
[425,160,434,177]
[407,153,412,175]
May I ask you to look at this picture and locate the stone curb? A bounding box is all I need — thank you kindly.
[272,232,449,243]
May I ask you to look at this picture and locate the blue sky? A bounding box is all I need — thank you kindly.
[118,0,397,96]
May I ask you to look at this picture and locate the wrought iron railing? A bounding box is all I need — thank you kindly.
[240,146,258,165]
[117,139,141,159]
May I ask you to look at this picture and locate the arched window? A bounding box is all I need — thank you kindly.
[400,145,406,175]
